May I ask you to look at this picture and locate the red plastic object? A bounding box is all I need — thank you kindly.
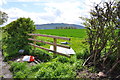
[30,56,35,62]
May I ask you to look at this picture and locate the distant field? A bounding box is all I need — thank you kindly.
[35,29,87,38]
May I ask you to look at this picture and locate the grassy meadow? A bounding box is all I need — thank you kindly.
[36,29,87,38]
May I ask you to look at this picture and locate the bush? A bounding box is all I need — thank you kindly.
[10,62,31,78]
[10,62,28,73]
[52,55,76,64]
[35,61,76,78]
[56,56,70,63]
[2,18,35,60]
[76,48,89,59]
[75,59,84,70]
[10,60,76,78]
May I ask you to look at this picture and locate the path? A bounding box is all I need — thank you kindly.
[0,50,13,78]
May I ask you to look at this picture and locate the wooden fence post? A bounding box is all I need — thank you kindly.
[33,36,36,53]
[53,38,57,56]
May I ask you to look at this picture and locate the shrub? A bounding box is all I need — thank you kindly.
[56,56,70,63]
[81,1,120,77]
[10,62,31,78]
[2,18,35,60]
[10,62,28,73]
[75,59,84,70]
[35,61,76,78]
[76,48,89,59]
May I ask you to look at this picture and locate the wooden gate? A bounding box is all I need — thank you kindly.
[28,34,71,57]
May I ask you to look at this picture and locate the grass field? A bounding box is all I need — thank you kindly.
[35,29,87,38]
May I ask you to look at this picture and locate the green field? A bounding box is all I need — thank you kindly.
[35,29,87,38]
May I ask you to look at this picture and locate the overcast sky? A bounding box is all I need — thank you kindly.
[0,0,112,27]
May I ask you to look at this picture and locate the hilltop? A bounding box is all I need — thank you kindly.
[35,23,85,29]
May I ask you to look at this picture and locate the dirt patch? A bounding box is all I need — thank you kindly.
[76,69,99,79]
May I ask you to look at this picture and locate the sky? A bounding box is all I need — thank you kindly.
[0,0,113,27]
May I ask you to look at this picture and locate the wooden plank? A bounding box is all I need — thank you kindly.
[28,34,70,40]
[28,43,70,58]
[28,38,70,49]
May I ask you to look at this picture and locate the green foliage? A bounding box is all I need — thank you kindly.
[75,59,84,70]
[10,62,28,73]
[2,17,35,60]
[51,55,76,64]
[35,61,76,78]
[0,11,8,25]
[10,62,31,78]
[10,61,76,78]
[56,56,70,63]
[76,48,89,59]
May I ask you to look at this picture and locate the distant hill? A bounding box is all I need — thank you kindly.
[35,23,85,29]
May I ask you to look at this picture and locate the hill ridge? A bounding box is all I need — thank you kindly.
[35,23,85,29]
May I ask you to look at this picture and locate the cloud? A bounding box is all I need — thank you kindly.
[17,0,40,1]
[22,4,28,7]
[1,7,59,25]
[44,1,88,24]
[1,0,113,27]
[0,0,7,6]
[6,0,68,2]
[0,1,91,26]
[6,0,41,2]
[1,1,85,25]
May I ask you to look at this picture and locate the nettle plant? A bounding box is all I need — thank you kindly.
[3,18,35,58]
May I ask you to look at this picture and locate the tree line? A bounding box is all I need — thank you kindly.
[55,26,77,29]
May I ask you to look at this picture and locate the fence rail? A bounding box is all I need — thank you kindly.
[28,34,70,40]
[28,34,71,57]
[28,38,70,49]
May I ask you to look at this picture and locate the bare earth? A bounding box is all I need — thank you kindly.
[0,50,13,78]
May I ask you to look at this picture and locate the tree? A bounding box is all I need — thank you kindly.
[81,1,120,77]
[2,17,36,59]
[0,11,8,25]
